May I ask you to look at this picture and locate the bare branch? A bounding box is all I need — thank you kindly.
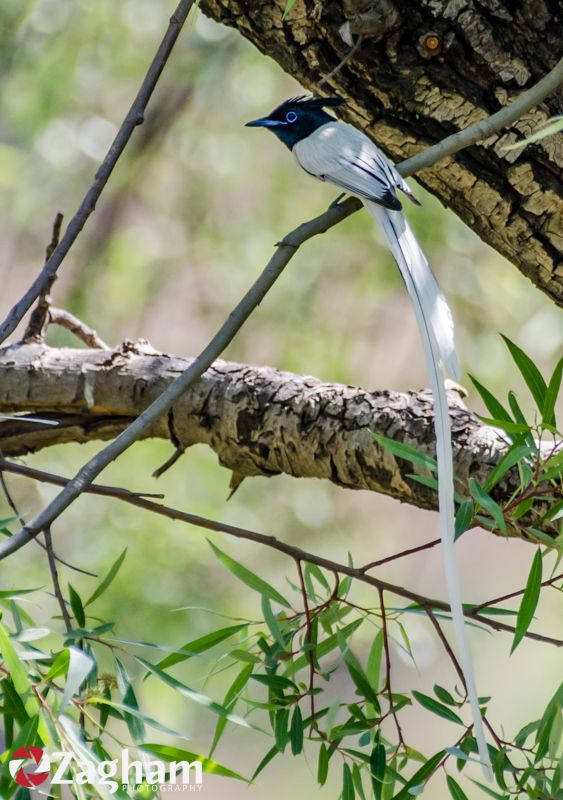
[1,456,559,647]
[0,0,195,345]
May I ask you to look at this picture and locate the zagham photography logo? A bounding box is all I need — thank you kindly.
[8,746,203,793]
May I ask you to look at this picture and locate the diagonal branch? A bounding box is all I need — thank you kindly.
[0,0,195,345]
[1,59,561,560]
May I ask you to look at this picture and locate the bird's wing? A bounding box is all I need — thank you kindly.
[293,121,406,209]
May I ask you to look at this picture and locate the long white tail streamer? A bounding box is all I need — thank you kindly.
[365,200,493,781]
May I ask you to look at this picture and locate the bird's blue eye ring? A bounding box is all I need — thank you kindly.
[285,111,298,123]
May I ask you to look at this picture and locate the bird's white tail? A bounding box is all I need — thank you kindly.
[365,200,492,780]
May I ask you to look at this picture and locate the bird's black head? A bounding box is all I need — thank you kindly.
[245,95,344,150]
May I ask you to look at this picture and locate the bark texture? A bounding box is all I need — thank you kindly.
[0,341,556,538]
[201,0,563,304]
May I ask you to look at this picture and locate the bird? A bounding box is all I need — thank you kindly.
[246,95,492,780]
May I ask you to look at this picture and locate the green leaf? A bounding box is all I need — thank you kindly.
[285,618,363,676]
[345,651,380,711]
[433,684,457,706]
[469,779,509,799]
[44,648,70,683]
[274,707,290,752]
[290,705,304,754]
[370,733,386,800]
[68,583,86,628]
[343,762,355,800]
[412,691,464,724]
[511,548,542,653]
[542,357,562,428]
[469,479,507,535]
[501,335,547,411]
[366,630,384,694]
[208,540,290,608]
[373,434,437,472]
[252,745,279,781]
[141,743,248,782]
[455,499,474,539]
[447,775,469,800]
[468,375,512,423]
[318,743,329,786]
[282,0,298,17]
[477,416,531,435]
[261,595,286,649]
[84,548,127,607]
[250,673,298,691]
[114,658,144,741]
[155,624,248,670]
[140,657,259,731]
[0,621,39,717]
[391,751,445,799]
[89,697,186,740]
[210,663,253,756]
[352,763,367,800]
[483,445,532,492]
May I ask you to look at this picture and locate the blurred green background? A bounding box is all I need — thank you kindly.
[0,1,561,797]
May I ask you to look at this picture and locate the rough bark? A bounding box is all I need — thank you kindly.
[201,0,563,304]
[0,341,556,538]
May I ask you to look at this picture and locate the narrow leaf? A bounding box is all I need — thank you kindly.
[155,624,248,670]
[85,548,127,607]
[455,499,474,539]
[391,751,445,800]
[370,733,386,800]
[141,743,248,782]
[373,434,437,472]
[208,540,290,608]
[542,357,563,428]
[412,691,464,724]
[447,775,469,800]
[343,762,355,800]
[469,479,507,536]
[468,375,512,422]
[68,584,86,627]
[511,548,542,653]
[60,646,94,713]
[0,621,39,717]
[501,335,547,411]
[483,445,532,492]
[290,705,304,754]
[318,743,329,786]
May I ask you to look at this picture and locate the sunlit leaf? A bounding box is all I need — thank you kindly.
[84,548,127,608]
[500,115,563,149]
[141,743,249,782]
[542,357,562,428]
[208,540,290,608]
[0,621,39,717]
[60,646,94,714]
[483,445,532,492]
[155,623,248,670]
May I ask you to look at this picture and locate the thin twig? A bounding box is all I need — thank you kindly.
[0,456,561,647]
[296,559,317,727]
[0,0,194,345]
[2,57,562,560]
[361,538,441,572]
[44,526,72,632]
[426,607,466,689]
[48,308,110,349]
[0,464,95,576]
[379,589,405,747]
[22,212,64,343]
[318,37,364,89]
[470,574,563,614]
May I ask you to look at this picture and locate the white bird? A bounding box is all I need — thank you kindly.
[247,95,492,780]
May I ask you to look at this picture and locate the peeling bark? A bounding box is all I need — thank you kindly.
[0,342,556,538]
[201,0,563,304]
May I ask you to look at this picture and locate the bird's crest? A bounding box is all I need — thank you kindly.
[267,95,344,120]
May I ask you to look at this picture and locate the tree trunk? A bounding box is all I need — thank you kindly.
[201,0,563,304]
[0,341,556,540]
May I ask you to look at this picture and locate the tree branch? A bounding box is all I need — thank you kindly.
[2,342,557,538]
[1,60,560,560]
[0,456,559,648]
[0,0,195,345]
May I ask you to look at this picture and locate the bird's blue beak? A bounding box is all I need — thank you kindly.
[245,117,284,127]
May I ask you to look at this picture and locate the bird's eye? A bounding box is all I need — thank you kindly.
[285,111,298,123]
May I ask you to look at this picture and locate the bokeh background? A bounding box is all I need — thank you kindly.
[0,1,561,797]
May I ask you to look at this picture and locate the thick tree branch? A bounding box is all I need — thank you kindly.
[0,343,557,538]
[0,0,195,345]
